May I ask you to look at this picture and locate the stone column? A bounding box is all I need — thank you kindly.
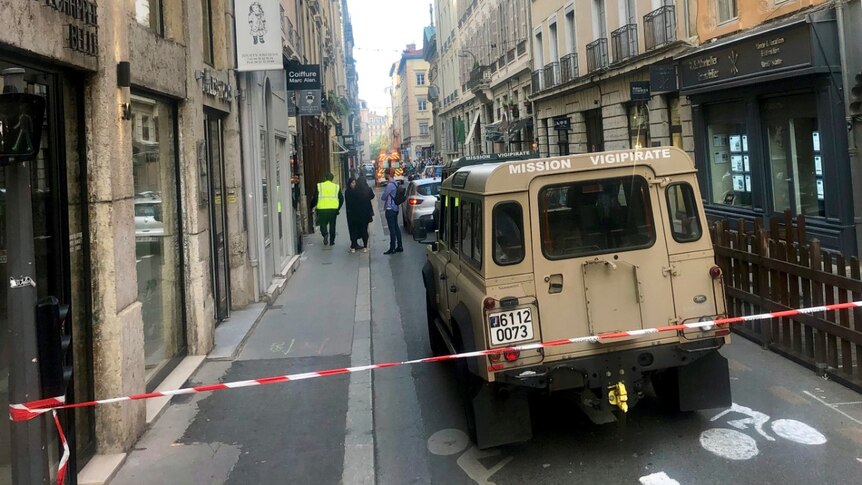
[648,95,670,147]
[602,103,629,151]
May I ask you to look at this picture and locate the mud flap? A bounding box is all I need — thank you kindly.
[471,384,533,450]
[677,350,732,411]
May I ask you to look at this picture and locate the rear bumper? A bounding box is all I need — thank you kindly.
[495,337,725,392]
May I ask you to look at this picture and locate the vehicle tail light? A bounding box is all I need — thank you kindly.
[489,353,501,363]
[715,327,731,337]
[484,298,496,311]
[408,197,421,205]
[709,266,722,279]
[504,350,520,362]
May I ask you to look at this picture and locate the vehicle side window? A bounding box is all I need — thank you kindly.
[460,199,482,269]
[449,195,460,253]
[538,176,655,259]
[438,194,447,243]
[493,202,524,265]
[666,183,703,243]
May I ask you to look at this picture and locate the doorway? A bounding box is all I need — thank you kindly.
[204,112,230,322]
[584,108,604,152]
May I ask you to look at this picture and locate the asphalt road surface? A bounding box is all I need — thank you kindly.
[373,212,862,485]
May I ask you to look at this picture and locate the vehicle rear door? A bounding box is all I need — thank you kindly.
[528,169,677,349]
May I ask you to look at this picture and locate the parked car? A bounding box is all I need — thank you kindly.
[135,192,165,238]
[402,177,440,234]
[421,164,443,179]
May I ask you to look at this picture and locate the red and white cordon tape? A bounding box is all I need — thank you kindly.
[9,300,862,484]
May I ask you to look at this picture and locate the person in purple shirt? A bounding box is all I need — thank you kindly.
[380,171,403,254]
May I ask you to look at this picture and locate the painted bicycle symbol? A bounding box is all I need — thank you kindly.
[700,403,827,460]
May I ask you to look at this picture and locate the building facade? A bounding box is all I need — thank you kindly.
[390,45,433,162]
[433,0,535,161]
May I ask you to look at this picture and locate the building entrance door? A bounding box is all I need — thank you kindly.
[205,113,230,322]
[585,108,604,153]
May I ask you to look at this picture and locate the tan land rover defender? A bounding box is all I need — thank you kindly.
[414,147,732,449]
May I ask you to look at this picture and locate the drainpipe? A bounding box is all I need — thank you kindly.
[836,0,862,256]
[238,74,262,301]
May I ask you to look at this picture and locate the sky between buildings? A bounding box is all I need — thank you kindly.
[348,0,433,114]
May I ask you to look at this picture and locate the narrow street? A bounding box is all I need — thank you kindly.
[112,195,862,485]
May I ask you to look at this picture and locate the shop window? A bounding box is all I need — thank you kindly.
[706,103,751,207]
[628,102,650,149]
[493,202,525,265]
[763,95,824,217]
[201,0,215,65]
[539,176,655,259]
[136,0,164,35]
[668,96,683,149]
[666,183,703,243]
[130,94,185,381]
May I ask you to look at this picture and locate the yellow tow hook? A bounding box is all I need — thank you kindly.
[608,381,629,413]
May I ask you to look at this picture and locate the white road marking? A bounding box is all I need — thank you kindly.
[770,419,827,445]
[711,403,775,441]
[699,428,759,460]
[856,458,862,464]
[803,391,862,426]
[427,428,470,456]
[639,472,681,485]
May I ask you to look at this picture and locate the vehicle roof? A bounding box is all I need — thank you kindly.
[441,147,696,195]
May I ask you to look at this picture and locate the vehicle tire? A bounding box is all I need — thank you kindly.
[426,292,447,356]
[651,368,681,412]
[453,327,481,444]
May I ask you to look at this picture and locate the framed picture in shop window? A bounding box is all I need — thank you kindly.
[743,155,750,172]
[742,135,749,152]
[731,155,744,171]
[729,135,742,153]
[733,175,746,192]
[817,179,825,200]
[712,134,728,147]
[815,156,823,176]
[745,175,751,192]
[713,151,729,163]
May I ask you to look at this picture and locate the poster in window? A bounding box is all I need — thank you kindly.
[713,151,729,163]
[816,179,824,200]
[729,135,742,153]
[742,135,749,152]
[733,175,746,192]
[745,175,752,192]
[712,134,728,147]
[731,155,744,172]
[743,155,750,172]
[814,156,822,175]
[812,131,821,152]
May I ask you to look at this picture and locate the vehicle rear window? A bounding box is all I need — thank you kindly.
[493,202,524,265]
[539,176,655,259]
[666,183,703,243]
[417,183,440,196]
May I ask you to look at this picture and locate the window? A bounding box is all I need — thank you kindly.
[565,9,577,54]
[416,72,426,85]
[666,184,703,242]
[619,0,637,25]
[493,202,525,265]
[460,200,482,268]
[136,0,164,35]
[593,0,608,39]
[438,193,447,242]
[418,98,428,111]
[668,96,683,149]
[417,182,440,196]
[539,176,655,259]
[628,103,650,149]
[706,102,751,207]
[419,122,429,136]
[717,0,737,24]
[201,0,214,65]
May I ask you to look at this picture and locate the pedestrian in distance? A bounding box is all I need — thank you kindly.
[381,170,404,255]
[311,172,343,247]
[345,177,374,253]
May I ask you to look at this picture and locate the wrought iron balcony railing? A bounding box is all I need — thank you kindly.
[611,24,639,64]
[531,69,544,93]
[543,62,560,90]
[644,5,676,51]
[586,38,608,73]
[560,53,579,83]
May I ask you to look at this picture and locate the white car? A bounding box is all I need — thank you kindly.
[402,178,440,234]
[135,193,165,238]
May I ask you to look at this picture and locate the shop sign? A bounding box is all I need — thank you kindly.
[650,64,677,93]
[286,62,321,90]
[679,23,812,90]
[553,116,571,131]
[195,68,234,103]
[630,81,651,102]
[38,0,100,56]
[235,0,283,71]
[297,89,322,116]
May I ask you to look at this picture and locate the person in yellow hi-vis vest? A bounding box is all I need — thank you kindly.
[311,172,344,246]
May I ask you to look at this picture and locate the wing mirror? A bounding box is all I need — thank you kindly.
[412,215,438,247]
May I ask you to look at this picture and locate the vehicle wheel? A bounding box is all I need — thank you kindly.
[426,292,447,356]
[453,328,481,443]
[651,368,681,412]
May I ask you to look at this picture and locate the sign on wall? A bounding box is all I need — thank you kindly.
[236,0,283,71]
[286,62,322,90]
[297,89,322,116]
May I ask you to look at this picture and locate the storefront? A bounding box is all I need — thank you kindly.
[679,13,855,254]
[0,56,94,482]
[130,92,187,385]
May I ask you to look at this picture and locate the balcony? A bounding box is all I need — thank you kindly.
[586,38,608,73]
[611,24,639,64]
[543,62,560,90]
[644,5,676,51]
[531,69,544,93]
[560,53,579,83]
[466,65,490,91]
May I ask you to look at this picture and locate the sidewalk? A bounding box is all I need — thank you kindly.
[109,213,374,485]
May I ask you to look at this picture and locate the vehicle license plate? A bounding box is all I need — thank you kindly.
[488,308,534,346]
